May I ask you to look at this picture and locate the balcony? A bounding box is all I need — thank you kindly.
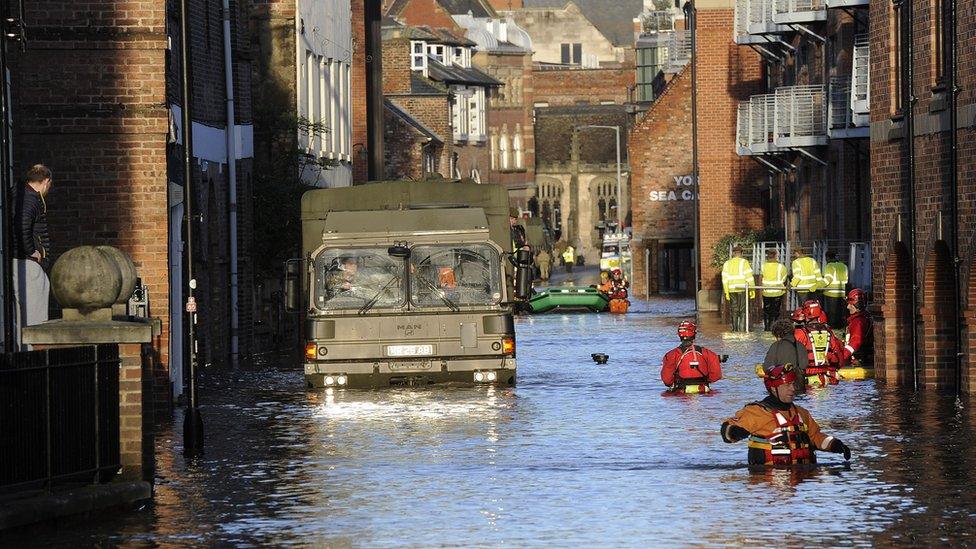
[775,85,827,147]
[828,77,869,138]
[773,0,827,24]
[734,0,788,44]
[736,94,780,155]
[666,31,691,73]
[826,0,867,7]
[640,10,676,33]
[851,34,870,123]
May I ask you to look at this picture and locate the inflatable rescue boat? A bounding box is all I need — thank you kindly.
[529,287,610,313]
[753,364,874,381]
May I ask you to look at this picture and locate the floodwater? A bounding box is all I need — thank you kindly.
[7,298,976,547]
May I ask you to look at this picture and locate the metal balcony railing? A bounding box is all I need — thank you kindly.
[736,94,780,155]
[774,85,827,147]
[851,33,870,123]
[735,0,787,43]
[773,0,827,24]
[826,0,867,7]
[667,31,691,73]
[828,76,867,137]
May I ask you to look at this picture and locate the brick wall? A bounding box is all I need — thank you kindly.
[532,67,634,106]
[383,104,428,180]
[694,7,764,304]
[629,68,694,298]
[10,2,173,395]
[351,0,369,183]
[869,0,976,391]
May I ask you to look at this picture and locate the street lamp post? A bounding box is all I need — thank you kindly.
[574,125,623,233]
[683,0,701,313]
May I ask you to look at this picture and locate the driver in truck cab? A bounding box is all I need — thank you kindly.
[323,257,358,299]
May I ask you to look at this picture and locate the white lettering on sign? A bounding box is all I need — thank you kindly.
[648,175,699,201]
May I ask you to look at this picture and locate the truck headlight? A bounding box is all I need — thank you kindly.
[474,372,486,382]
[486,371,497,382]
[324,376,336,386]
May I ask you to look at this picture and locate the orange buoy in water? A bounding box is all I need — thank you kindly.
[609,298,629,314]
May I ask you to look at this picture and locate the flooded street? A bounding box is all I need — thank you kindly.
[8,298,976,547]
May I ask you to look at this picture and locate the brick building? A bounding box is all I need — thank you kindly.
[629,68,695,297]
[868,0,976,391]
[381,20,501,182]
[7,0,257,403]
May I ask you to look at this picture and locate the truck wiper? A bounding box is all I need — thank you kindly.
[416,275,460,312]
[358,276,402,315]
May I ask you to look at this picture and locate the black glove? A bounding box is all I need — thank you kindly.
[721,422,750,443]
[828,438,851,461]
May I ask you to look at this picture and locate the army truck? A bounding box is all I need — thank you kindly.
[287,180,531,389]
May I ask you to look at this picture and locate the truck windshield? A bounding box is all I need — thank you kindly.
[313,248,405,311]
[410,244,501,308]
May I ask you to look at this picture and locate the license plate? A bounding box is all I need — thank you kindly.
[387,344,434,357]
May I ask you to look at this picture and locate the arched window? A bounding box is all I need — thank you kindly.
[513,124,524,169]
[499,125,510,170]
[598,198,607,221]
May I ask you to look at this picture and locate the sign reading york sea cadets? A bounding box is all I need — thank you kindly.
[649,175,698,201]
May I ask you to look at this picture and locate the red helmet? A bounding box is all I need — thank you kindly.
[763,363,797,391]
[802,299,823,321]
[678,321,697,339]
[847,288,867,308]
[790,308,806,324]
[611,268,623,277]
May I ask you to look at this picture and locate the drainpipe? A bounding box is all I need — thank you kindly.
[947,0,962,395]
[0,18,14,352]
[904,0,919,390]
[684,0,700,313]
[364,0,384,180]
[222,0,239,369]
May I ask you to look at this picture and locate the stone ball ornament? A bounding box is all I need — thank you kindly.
[50,246,138,311]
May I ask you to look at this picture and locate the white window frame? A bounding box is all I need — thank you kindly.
[427,44,446,65]
[411,41,428,73]
[499,128,510,170]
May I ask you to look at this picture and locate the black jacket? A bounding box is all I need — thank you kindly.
[13,185,51,262]
[763,335,807,390]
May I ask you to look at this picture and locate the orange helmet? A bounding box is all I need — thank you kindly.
[802,299,823,321]
[678,321,697,339]
[790,308,806,324]
[847,288,867,308]
[763,363,797,390]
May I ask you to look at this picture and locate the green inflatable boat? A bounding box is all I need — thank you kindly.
[529,287,610,313]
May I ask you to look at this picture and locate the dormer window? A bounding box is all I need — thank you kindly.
[427,44,446,64]
[451,46,470,68]
[411,41,427,71]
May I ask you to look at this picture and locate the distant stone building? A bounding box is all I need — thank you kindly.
[533,105,632,261]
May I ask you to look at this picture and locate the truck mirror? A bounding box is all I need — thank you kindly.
[388,245,411,259]
[514,248,533,300]
[284,259,303,313]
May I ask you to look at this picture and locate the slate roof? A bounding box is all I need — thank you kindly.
[534,104,632,164]
[410,72,449,95]
[427,58,503,87]
[385,99,444,143]
[521,0,644,47]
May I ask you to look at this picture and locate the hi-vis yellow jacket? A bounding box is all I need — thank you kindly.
[790,256,822,293]
[822,261,849,298]
[761,261,788,297]
[722,257,754,297]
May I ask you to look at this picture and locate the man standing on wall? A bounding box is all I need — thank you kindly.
[12,164,53,349]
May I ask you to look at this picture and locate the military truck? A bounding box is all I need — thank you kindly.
[287,180,531,389]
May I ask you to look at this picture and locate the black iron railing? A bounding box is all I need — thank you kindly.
[0,345,121,493]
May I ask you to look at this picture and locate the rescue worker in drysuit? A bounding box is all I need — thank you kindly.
[661,321,723,393]
[608,268,629,300]
[721,363,852,466]
[842,288,874,367]
[596,270,613,294]
[794,300,847,387]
